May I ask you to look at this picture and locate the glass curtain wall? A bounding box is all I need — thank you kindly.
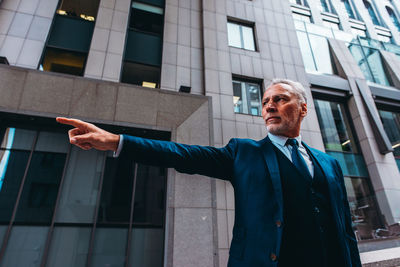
[347,37,393,86]
[378,109,400,170]
[39,0,100,76]
[0,118,167,267]
[295,21,336,74]
[314,99,384,240]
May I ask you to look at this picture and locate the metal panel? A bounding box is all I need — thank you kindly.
[355,79,393,154]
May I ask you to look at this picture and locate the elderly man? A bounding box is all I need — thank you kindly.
[57,79,361,267]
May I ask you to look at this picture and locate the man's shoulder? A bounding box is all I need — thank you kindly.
[306,145,338,164]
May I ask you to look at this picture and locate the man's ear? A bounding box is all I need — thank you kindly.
[300,102,307,118]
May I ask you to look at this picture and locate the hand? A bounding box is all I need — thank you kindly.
[56,117,120,151]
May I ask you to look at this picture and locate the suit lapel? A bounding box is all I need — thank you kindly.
[260,136,284,218]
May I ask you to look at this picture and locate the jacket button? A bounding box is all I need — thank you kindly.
[314,207,320,213]
[270,253,277,261]
[275,220,282,227]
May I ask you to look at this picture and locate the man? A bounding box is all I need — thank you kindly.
[57,79,361,267]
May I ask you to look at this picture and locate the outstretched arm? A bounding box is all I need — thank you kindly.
[56,117,120,151]
[57,117,236,181]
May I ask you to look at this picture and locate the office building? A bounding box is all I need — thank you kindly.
[0,0,399,266]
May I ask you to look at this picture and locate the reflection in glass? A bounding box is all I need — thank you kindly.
[56,0,100,20]
[232,80,262,116]
[308,34,334,74]
[314,99,355,152]
[363,0,381,26]
[378,109,400,170]
[227,22,255,51]
[0,150,30,222]
[56,147,105,223]
[46,227,91,267]
[342,0,356,19]
[0,226,48,267]
[40,47,86,76]
[90,228,128,267]
[129,228,164,267]
[97,156,135,223]
[297,31,316,72]
[0,128,35,150]
[362,47,391,86]
[386,6,400,32]
[344,177,383,240]
[14,152,66,223]
[319,0,330,13]
[130,2,164,35]
[133,165,166,226]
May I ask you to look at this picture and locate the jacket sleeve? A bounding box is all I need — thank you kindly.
[334,159,362,267]
[119,134,237,181]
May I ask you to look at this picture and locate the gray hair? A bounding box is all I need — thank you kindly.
[267,78,307,104]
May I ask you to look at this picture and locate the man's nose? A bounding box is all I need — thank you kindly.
[264,101,277,112]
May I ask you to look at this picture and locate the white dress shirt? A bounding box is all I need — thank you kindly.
[268,133,314,177]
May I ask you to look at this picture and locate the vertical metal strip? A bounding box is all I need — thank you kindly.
[0,131,39,263]
[40,144,72,267]
[85,152,108,267]
[125,163,138,267]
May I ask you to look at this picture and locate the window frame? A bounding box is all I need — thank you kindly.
[232,76,263,116]
[227,19,257,51]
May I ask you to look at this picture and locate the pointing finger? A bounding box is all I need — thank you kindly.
[56,117,91,130]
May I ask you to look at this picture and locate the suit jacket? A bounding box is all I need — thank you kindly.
[120,134,362,267]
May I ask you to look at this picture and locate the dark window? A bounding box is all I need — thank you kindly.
[378,109,400,171]
[39,0,99,76]
[129,2,163,35]
[40,47,86,76]
[121,62,160,88]
[364,0,381,26]
[342,0,356,19]
[386,6,400,32]
[122,1,164,87]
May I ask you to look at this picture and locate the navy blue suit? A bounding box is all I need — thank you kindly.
[120,134,362,267]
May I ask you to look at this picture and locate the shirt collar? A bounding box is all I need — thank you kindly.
[268,133,302,147]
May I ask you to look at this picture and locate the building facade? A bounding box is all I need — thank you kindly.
[0,0,399,266]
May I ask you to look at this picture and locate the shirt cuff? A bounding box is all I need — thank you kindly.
[113,134,124,158]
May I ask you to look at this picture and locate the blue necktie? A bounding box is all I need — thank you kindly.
[286,138,311,178]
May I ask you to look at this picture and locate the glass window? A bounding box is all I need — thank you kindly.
[55,147,105,223]
[342,0,356,19]
[56,0,100,20]
[232,79,262,116]
[290,0,309,6]
[97,156,135,224]
[314,100,357,153]
[40,48,86,76]
[364,0,381,26]
[386,6,400,32]
[123,1,164,86]
[319,0,331,13]
[46,227,91,267]
[90,228,128,267]
[128,228,164,267]
[130,2,164,35]
[378,109,400,170]
[227,21,256,51]
[296,29,335,74]
[348,41,392,86]
[121,62,160,88]
[314,98,384,240]
[344,177,384,240]
[1,226,48,267]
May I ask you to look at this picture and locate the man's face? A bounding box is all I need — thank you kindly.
[261,84,307,138]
